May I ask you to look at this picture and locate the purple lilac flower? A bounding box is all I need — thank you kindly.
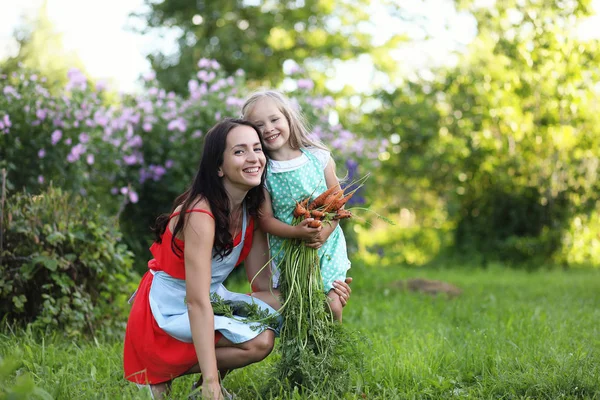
[38,175,44,184]
[111,187,119,195]
[192,130,203,138]
[3,86,20,99]
[67,143,86,163]
[144,71,156,81]
[289,63,303,75]
[152,165,166,181]
[127,135,143,148]
[96,80,108,91]
[66,68,87,91]
[51,129,62,145]
[297,79,314,90]
[36,109,47,120]
[65,138,72,145]
[123,154,138,165]
[165,159,174,169]
[198,58,211,68]
[3,114,11,128]
[38,149,46,158]
[129,190,139,204]
[79,132,89,143]
[167,118,187,132]
[143,122,152,132]
[86,154,95,165]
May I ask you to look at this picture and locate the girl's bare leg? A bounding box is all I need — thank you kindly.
[327,289,343,322]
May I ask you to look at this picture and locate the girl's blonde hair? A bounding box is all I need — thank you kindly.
[242,89,328,152]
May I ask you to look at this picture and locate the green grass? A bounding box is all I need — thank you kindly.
[1,264,599,399]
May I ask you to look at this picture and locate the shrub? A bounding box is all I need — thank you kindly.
[0,185,137,337]
[357,224,452,267]
[1,64,385,270]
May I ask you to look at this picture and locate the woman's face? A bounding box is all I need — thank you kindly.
[219,125,266,191]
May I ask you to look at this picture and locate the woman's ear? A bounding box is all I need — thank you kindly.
[217,168,224,177]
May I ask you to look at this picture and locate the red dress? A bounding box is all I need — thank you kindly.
[123,209,254,384]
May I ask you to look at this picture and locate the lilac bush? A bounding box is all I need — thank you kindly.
[0,60,386,260]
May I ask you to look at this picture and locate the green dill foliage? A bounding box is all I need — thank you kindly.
[266,216,364,397]
[210,292,280,331]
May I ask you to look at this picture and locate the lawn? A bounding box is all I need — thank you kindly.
[1,263,599,399]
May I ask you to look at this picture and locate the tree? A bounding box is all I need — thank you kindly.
[131,0,406,93]
[0,1,84,91]
[371,0,600,265]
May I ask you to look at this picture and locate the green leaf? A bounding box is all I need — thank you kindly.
[46,231,66,244]
[32,255,58,271]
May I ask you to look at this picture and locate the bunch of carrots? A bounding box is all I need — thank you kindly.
[275,182,363,389]
[292,184,355,228]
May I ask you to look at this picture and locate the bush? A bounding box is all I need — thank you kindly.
[357,224,452,267]
[0,186,137,337]
[1,64,385,270]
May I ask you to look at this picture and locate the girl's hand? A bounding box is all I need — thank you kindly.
[295,218,322,241]
[332,277,353,307]
[202,381,224,400]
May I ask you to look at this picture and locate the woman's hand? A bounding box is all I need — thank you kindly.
[304,221,336,249]
[202,381,224,400]
[332,277,353,307]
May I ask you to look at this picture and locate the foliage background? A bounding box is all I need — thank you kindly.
[0,0,599,334]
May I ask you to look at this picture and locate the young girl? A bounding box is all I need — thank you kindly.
[242,90,351,322]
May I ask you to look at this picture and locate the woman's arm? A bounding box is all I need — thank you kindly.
[183,206,221,392]
[258,187,320,240]
[306,157,341,249]
[244,225,281,310]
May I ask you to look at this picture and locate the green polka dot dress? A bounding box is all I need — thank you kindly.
[265,147,350,293]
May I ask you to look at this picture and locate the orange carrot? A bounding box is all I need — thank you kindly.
[293,201,308,218]
[309,185,341,210]
[308,219,322,228]
[310,210,325,219]
[331,192,354,211]
[322,190,344,213]
[333,209,353,220]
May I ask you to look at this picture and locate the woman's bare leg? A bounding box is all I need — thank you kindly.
[149,381,172,400]
[184,329,275,386]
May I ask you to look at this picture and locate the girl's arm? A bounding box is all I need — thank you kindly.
[258,187,320,240]
[183,204,222,395]
[306,157,341,249]
[244,225,281,310]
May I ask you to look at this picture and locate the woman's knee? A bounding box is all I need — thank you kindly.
[249,330,274,361]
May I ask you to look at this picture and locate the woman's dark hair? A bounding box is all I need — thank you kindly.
[152,118,267,260]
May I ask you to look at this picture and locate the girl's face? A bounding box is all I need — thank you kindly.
[246,97,291,153]
[219,125,266,191]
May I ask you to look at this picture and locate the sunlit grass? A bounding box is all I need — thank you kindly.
[1,264,599,399]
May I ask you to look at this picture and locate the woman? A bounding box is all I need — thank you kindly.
[123,118,352,399]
